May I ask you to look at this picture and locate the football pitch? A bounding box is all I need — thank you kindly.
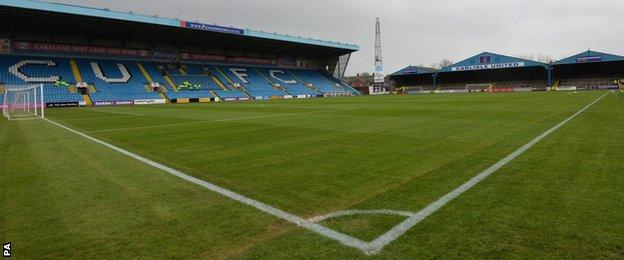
[1,91,623,258]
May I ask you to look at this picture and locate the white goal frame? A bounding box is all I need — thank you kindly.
[2,84,45,121]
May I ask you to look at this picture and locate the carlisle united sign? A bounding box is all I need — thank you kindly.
[576,55,603,63]
[403,69,419,75]
[451,62,525,71]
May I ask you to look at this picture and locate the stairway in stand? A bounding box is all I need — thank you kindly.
[69,60,93,106]
[163,75,179,91]
[255,68,291,95]
[215,66,253,99]
[290,70,322,94]
[138,62,170,103]
[212,76,229,91]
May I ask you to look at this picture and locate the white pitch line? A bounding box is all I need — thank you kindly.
[39,92,608,255]
[42,117,372,253]
[85,108,354,134]
[366,91,610,254]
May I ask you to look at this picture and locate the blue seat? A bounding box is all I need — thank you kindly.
[213,90,249,100]
[146,63,218,100]
[291,69,346,94]
[165,90,213,100]
[219,65,287,99]
[77,59,160,102]
[0,54,357,104]
[0,55,83,103]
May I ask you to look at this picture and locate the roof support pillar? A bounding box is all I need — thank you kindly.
[546,64,552,87]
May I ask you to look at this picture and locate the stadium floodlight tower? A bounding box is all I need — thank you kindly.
[374,17,384,86]
[2,84,45,120]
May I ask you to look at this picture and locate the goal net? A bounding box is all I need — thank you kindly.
[2,84,45,120]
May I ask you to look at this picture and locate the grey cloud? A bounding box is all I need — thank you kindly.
[52,0,624,75]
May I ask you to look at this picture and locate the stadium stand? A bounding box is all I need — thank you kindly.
[321,71,359,93]
[257,67,321,96]
[150,62,217,100]
[77,59,162,103]
[552,50,624,90]
[387,66,437,93]
[433,52,549,92]
[556,76,618,89]
[0,54,358,104]
[0,1,359,107]
[293,69,349,94]
[0,55,83,104]
[218,65,288,99]
[392,50,624,94]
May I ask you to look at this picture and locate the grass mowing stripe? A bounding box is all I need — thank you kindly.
[84,108,355,133]
[87,109,146,116]
[41,117,372,253]
[366,91,610,254]
[62,115,140,122]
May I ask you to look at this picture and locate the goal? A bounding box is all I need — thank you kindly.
[2,84,45,120]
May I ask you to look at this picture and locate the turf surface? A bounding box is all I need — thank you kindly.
[1,91,622,258]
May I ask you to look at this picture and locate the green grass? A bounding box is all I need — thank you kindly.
[1,91,623,258]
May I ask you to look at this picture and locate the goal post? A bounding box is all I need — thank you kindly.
[2,84,45,120]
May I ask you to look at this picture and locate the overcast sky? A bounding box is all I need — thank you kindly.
[54,0,624,76]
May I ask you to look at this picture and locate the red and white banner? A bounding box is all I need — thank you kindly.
[491,88,515,92]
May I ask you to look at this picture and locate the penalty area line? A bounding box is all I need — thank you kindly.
[366,91,610,254]
[42,117,372,253]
